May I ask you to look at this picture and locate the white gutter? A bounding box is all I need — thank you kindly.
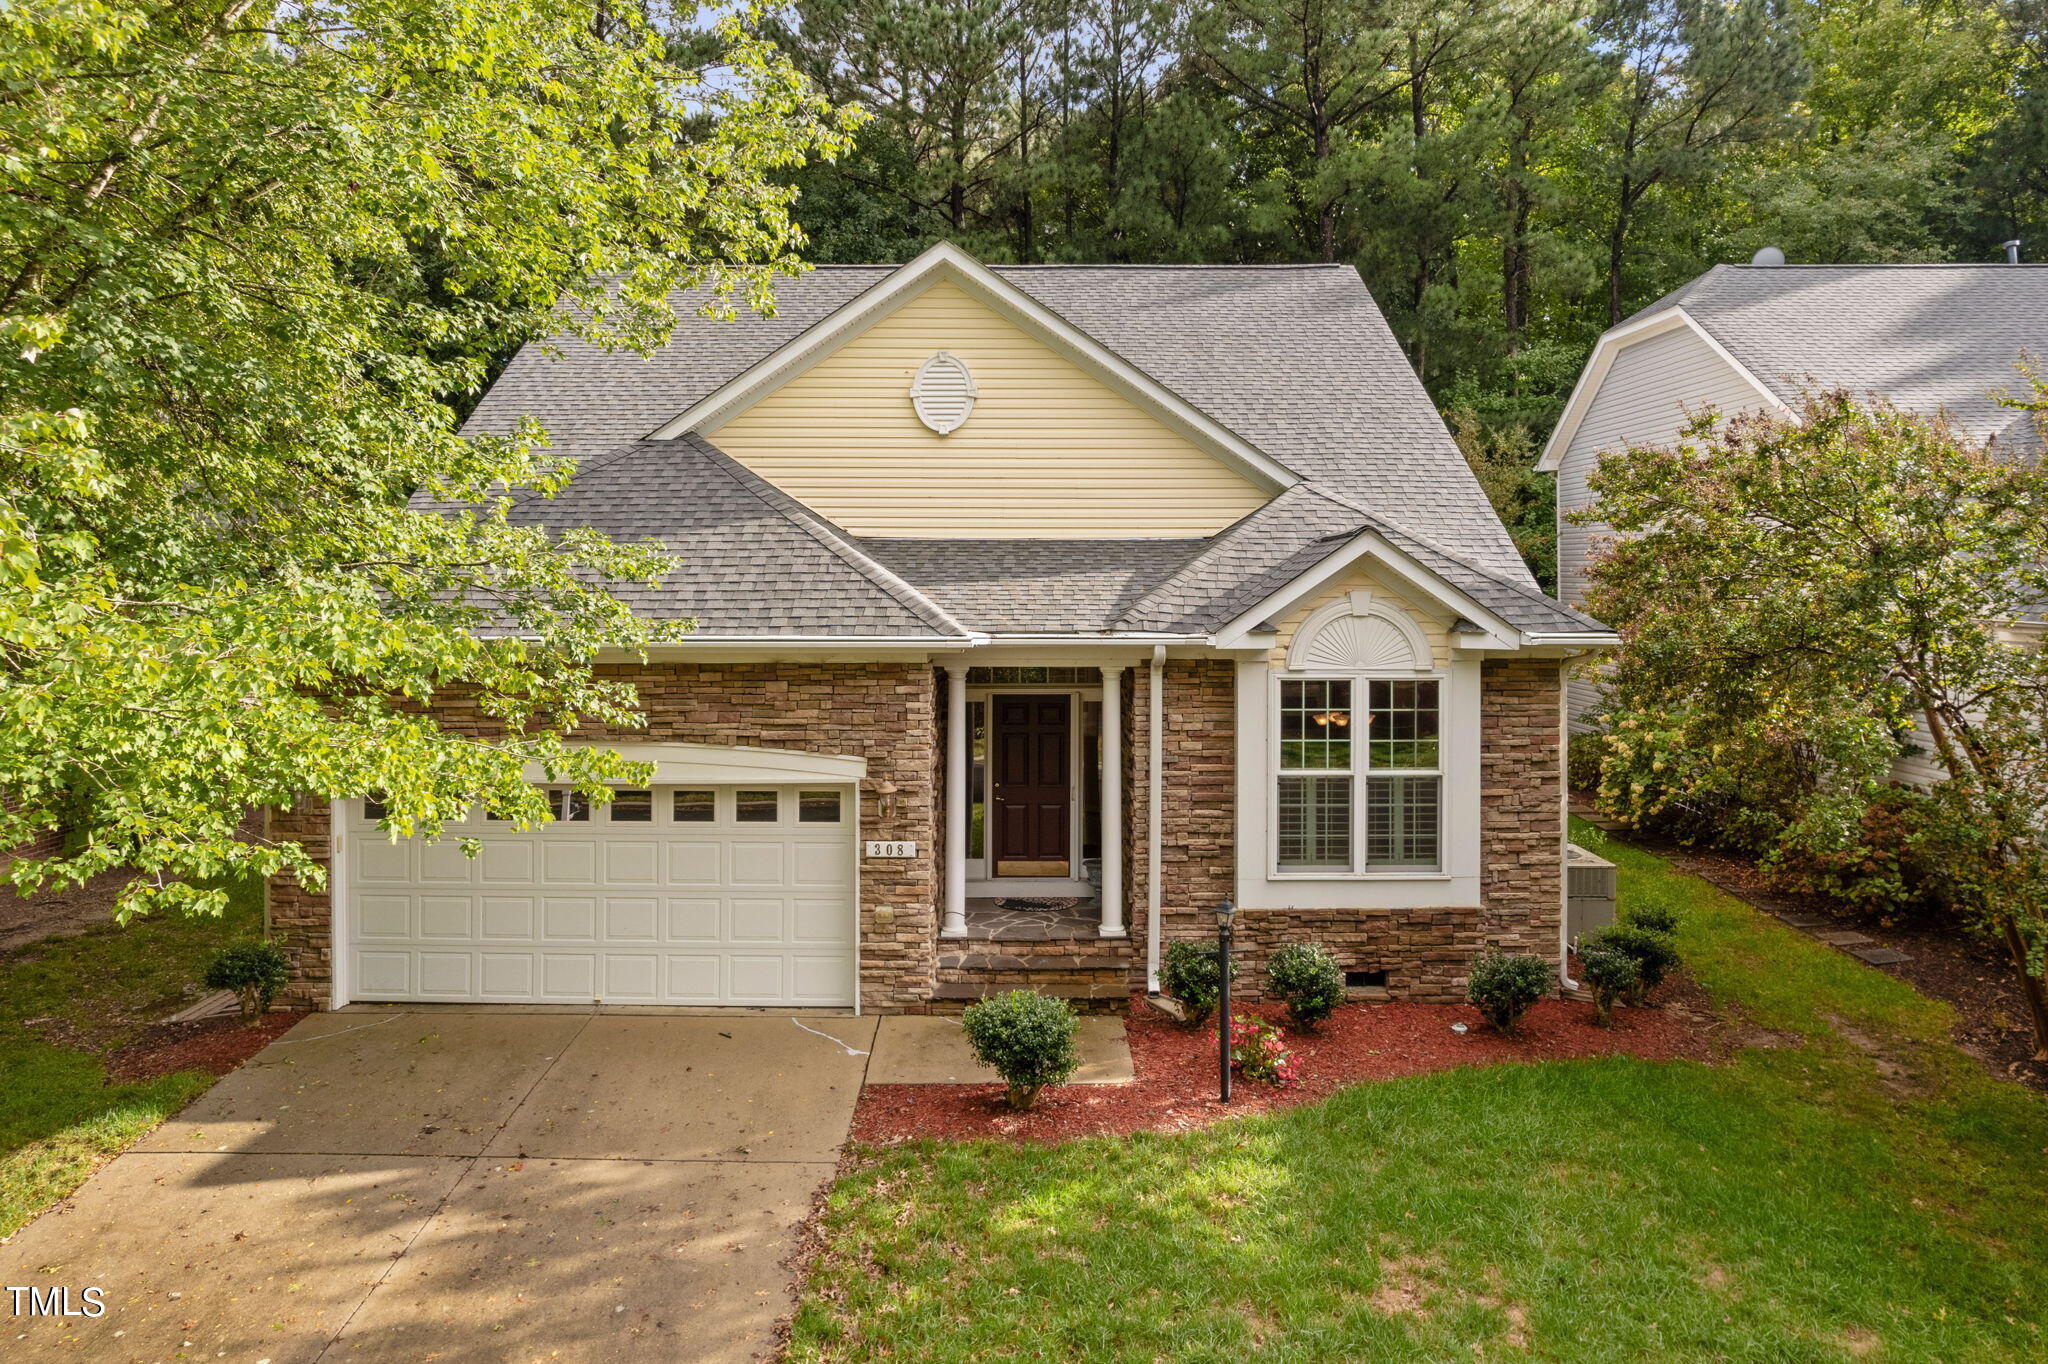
[979,633,1207,645]
[1558,668,1580,993]
[1146,643,1165,993]
[1522,632,1622,648]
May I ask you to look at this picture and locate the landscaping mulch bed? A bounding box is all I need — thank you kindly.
[105,1010,301,1084]
[852,987,1714,1146]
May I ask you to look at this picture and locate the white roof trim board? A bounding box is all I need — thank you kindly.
[1536,307,1785,472]
[530,741,867,785]
[1211,530,1522,652]
[647,241,1301,494]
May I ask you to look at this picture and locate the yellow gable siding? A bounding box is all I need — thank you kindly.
[709,280,1270,538]
[1268,567,1452,670]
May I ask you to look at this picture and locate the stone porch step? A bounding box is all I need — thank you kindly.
[938,952,1130,972]
[928,978,1131,1015]
[931,979,1131,1000]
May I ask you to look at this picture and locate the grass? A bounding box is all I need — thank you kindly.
[0,875,263,1236]
[790,819,2048,1362]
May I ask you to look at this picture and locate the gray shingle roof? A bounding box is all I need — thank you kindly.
[457,262,1582,639]
[858,538,1210,633]
[494,433,967,638]
[1115,485,1604,636]
[1630,265,2048,447]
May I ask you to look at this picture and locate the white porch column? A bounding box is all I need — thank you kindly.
[942,663,969,939]
[1097,665,1128,938]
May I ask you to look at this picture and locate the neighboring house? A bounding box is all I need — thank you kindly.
[1541,262,2048,785]
[269,243,1614,1015]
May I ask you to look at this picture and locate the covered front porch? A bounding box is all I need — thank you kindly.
[936,662,1141,943]
[933,896,1136,1012]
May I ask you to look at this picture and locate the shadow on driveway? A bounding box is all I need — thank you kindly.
[1,1010,877,1362]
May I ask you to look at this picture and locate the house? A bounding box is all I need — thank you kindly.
[268,243,1615,1015]
[1541,261,2048,783]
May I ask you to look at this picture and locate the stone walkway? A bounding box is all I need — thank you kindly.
[1576,809,1914,968]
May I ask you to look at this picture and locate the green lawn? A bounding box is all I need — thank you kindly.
[791,821,2048,1362]
[0,876,263,1235]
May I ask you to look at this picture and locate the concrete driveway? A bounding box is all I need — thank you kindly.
[1,1007,878,1363]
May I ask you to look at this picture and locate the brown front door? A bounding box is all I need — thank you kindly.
[990,694,1071,876]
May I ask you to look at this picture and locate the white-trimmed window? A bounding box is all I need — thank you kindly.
[1275,676,1442,873]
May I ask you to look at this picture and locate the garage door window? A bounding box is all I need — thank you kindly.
[672,789,715,821]
[546,789,591,822]
[799,790,842,823]
[608,789,653,822]
[736,790,779,822]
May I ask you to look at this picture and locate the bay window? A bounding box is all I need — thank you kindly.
[1276,676,1442,873]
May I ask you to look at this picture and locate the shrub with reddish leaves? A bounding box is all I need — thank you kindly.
[1228,1016,1300,1087]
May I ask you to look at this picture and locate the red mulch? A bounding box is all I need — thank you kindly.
[851,987,1716,1146]
[105,1010,302,1084]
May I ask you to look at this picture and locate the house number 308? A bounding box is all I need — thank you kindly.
[864,841,917,859]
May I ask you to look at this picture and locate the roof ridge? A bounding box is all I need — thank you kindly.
[990,263,1352,271]
[1721,262,2048,271]
[677,433,974,639]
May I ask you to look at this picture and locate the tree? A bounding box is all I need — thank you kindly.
[781,0,1040,250]
[0,0,858,918]
[1187,0,1420,262]
[1586,0,1806,323]
[1579,391,2048,1057]
[1969,0,2048,255]
[1481,0,1601,354]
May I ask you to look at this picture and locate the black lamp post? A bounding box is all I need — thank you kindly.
[1216,897,1236,1103]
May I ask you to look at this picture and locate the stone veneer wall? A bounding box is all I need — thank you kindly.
[1476,658,1565,960]
[1122,656,1564,1004]
[269,656,1561,1012]
[267,661,940,1012]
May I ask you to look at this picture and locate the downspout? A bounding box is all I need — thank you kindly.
[1558,660,1580,993]
[1146,644,1165,993]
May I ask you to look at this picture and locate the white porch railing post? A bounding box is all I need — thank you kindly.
[1098,665,1128,938]
[942,663,970,939]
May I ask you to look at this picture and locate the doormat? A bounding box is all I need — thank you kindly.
[995,897,1085,912]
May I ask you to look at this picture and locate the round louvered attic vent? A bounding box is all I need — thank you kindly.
[910,351,978,434]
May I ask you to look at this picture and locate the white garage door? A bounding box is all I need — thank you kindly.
[341,785,857,1007]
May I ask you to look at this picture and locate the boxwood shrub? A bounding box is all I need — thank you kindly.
[1465,949,1550,1033]
[1578,940,1640,1026]
[961,990,1079,1111]
[1161,939,1235,1029]
[1622,904,1680,936]
[1596,923,1680,1004]
[204,940,290,1023]
[1265,942,1345,1031]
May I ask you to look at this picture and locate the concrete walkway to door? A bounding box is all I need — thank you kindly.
[0,1007,878,1363]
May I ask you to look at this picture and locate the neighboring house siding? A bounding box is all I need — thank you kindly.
[710,280,1269,539]
[1892,715,1949,790]
[270,662,941,1013]
[1555,321,1770,730]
